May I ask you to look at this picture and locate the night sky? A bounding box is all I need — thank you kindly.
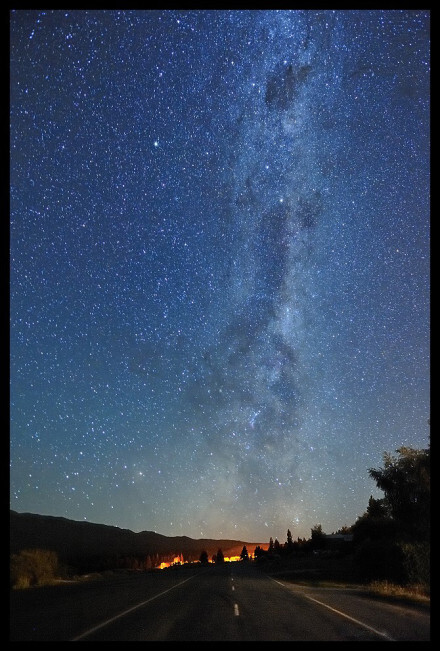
[10,10,430,543]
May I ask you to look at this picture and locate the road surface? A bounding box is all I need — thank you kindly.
[10,562,430,641]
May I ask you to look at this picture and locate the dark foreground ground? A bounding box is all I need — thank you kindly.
[10,557,430,641]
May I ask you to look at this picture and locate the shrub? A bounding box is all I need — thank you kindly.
[10,549,59,589]
[353,537,430,589]
[353,538,407,584]
[401,542,430,589]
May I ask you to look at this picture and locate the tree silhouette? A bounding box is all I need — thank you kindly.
[253,545,265,559]
[310,524,326,550]
[366,495,388,519]
[240,545,249,561]
[199,550,209,564]
[368,446,430,541]
[285,528,294,554]
[352,443,430,587]
[215,548,224,563]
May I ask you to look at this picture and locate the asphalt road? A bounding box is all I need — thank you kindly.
[10,562,430,641]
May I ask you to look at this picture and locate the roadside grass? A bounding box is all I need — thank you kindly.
[266,572,430,605]
[259,556,430,605]
[365,580,430,603]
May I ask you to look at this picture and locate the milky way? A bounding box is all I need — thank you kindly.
[10,10,430,541]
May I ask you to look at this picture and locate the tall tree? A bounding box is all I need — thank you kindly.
[311,524,326,550]
[366,495,388,519]
[368,446,430,541]
[253,545,265,559]
[285,528,294,555]
[215,548,224,563]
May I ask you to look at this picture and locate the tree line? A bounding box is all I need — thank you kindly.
[10,443,429,590]
[350,444,430,586]
[252,444,430,588]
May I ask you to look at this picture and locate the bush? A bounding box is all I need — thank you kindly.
[353,537,430,589]
[353,538,407,584]
[10,549,59,589]
[401,542,430,589]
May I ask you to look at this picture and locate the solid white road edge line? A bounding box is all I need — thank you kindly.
[70,575,195,641]
[269,577,396,641]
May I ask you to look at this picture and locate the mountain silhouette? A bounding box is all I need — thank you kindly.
[10,510,267,569]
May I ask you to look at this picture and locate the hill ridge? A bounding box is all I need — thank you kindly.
[10,510,268,569]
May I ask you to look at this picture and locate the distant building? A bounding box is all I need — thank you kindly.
[324,534,353,551]
[325,534,353,542]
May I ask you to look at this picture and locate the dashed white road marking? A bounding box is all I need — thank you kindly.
[234,603,240,616]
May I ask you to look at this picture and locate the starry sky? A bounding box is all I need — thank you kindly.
[10,10,430,543]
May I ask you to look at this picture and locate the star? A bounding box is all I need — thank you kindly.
[10,9,430,543]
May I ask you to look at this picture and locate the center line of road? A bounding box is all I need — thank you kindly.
[234,603,240,616]
[70,575,195,641]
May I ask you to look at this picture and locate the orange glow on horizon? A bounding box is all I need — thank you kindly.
[158,552,257,569]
